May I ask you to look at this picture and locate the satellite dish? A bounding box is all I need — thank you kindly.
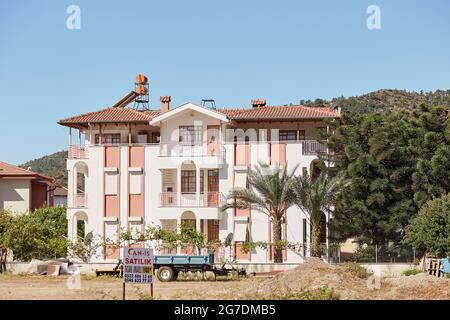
[84,231,93,245]
[224,232,233,247]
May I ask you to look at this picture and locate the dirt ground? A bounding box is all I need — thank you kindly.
[0,259,448,300]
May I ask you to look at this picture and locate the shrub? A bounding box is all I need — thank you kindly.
[68,235,103,263]
[403,194,450,258]
[2,207,68,261]
[402,269,422,276]
[276,286,340,300]
[352,245,376,262]
[343,262,372,279]
[0,210,13,248]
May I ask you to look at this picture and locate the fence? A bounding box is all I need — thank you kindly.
[327,244,418,264]
[152,242,417,264]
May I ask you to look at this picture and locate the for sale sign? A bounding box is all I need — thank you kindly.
[123,247,153,284]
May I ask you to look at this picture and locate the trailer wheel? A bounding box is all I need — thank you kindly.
[157,266,175,282]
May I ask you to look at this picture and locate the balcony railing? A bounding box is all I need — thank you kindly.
[68,145,88,159]
[159,192,224,208]
[159,143,225,158]
[302,140,327,155]
[71,194,88,208]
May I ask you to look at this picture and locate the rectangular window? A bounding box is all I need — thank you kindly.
[279,130,297,142]
[207,220,220,242]
[179,126,202,146]
[200,170,204,194]
[95,134,121,145]
[181,170,196,193]
[208,170,219,192]
[299,130,306,141]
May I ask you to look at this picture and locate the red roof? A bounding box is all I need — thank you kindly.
[0,161,54,182]
[53,186,68,196]
[218,105,338,121]
[59,105,338,128]
[58,107,161,128]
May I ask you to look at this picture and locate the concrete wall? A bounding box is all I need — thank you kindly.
[0,179,31,214]
[361,263,419,277]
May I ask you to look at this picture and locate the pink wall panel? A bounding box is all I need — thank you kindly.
[235,242,251,260]
[236,208,250,217]
[129,146,145,167]
[104,245,120,259]
[129,194,144,217]
[270,144,286,165]
[105,147,120,168]
[235,144,250,165]
[104,195,119,217]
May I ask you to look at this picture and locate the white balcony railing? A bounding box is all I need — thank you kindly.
[159,192,224,208]
[72,194,88,208]
[68,145,88,159]
[159,143,225,158]
[302,140,327,155]
[160,192,178,207]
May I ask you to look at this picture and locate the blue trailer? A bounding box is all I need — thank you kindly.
[153,253,246,282]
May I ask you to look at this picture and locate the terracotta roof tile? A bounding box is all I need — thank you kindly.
[0,162,54,182]
[217,105,339,120]
[54,187,68,196]
[58,105,339,128]
[58,107,161,127]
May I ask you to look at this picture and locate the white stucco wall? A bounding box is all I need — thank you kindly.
[0,179,31,214]
[66,107,329,263]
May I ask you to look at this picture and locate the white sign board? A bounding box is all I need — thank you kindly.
[123,247,153,284]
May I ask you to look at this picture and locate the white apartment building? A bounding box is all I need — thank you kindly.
[58,79,340,263]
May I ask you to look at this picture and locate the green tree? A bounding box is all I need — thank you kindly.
[322,104,449,245]
[403,194,450,258]
[0,210,13,248]
[294,171,348,257]
[411,104,450,207]
[222,162,297,263]
[2,207,68,261]
[322,111,418,244]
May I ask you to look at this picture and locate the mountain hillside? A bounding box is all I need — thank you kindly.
[20,151,68,187]
[300,89,450,113]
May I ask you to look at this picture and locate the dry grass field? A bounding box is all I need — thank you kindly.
[0,259,448,300]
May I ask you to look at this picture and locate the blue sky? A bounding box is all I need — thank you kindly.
[0,0,449,165]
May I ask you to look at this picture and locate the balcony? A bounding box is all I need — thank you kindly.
[71,194,88,209]
[159,143,224,158]
[301,140,327,155]
[159,192,224,208]
[68,145,88,159]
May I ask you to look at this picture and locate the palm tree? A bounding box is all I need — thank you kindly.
[222,162,297,263]
[294,171,348,257]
